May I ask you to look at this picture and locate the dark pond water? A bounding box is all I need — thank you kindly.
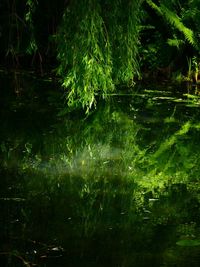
[1,71,200,267]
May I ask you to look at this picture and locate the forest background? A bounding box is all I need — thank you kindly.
[1,0,200,112]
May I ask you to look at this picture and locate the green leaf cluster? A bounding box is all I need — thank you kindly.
[57,0,142,112]
[146,0,195,47]
[25,0,38,54]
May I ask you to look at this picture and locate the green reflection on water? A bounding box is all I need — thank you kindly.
[0,75,200,266]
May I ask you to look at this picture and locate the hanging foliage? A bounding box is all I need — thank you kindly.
[57,0,113,112]
[57,0,142,112]
[105,0,141,84]
[25,0,38,54]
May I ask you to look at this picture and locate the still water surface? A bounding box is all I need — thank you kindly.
[0,73,200,266]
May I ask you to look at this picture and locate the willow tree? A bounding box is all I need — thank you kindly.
[57,0,142,112]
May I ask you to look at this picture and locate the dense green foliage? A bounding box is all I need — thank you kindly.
[141,0,200,80]
[57,0,141,111]
[1,0,200,110]
[57,0,114,111]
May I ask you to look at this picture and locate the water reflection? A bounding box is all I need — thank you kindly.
[0,75,200,266]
